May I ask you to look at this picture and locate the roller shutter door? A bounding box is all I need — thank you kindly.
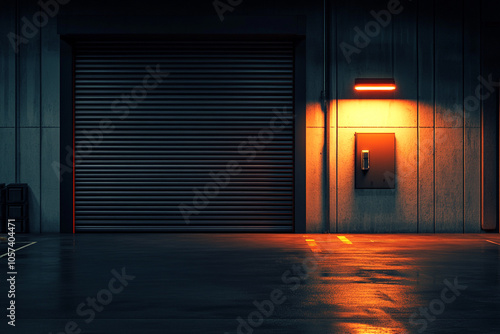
[74,40,294,232]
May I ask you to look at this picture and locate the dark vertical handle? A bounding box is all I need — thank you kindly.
[361,150,370,171]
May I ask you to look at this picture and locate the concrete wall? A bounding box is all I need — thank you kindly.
[0,0,325,233]
[0,0,497,233]
[0,0,60,233]
[316,0,481,233]
[305,0,488,233]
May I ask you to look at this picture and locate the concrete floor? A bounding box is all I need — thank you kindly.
[1,234,500,334]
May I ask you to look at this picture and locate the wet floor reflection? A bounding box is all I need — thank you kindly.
[2,234,499,333]
[312,237,421,333]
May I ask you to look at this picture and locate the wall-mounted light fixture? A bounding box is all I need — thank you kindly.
[354,78,396,91]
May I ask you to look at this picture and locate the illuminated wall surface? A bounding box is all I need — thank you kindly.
[307,0,497,234]
[0,0,498,233]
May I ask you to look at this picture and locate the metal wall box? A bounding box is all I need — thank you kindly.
[355,133,395,189]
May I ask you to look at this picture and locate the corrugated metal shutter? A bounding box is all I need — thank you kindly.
[73,40,294,232]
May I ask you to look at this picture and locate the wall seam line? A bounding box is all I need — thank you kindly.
[40,5,43,234]
[15,0,20,184]
[335,0,339,234]
[462,0,466,234]
[433,0,436,233]
[416,0,420,233]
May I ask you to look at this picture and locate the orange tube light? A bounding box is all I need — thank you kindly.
[354,78,396,91]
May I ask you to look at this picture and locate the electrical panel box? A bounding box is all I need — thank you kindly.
[355,133,395,189]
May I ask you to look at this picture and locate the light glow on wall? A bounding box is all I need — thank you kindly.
[337,99,416,127]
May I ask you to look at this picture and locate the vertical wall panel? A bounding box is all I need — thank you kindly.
[417,0,434,128]
[18,0,42,233]
[393,0,417,101]
[463,0,481,128]
[329,125,336,232]
[481,64,497,230]
[41,128,60,232]
[464,127,481,232]
[480,0,499,231]
[0,1,17,128]
[305,0,324,128]
[417,0,435,232]
[463,0,481,232]
[306,128,325,232]
[0,2,17,194]
[19,0,41,127]
[462,0,481,233]
[434,0,465,233]
[0,129,16,183]
[434,0,464,128]
[304,0,326,232]
[392,0,418,234]
[20,128,41,233]
[435,128,463,232]
[41,14,60,127]
[328,0,337,232]
[419,128,434,232]
[40,5,61,231]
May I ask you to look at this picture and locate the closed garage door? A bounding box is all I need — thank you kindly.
[73,40,295,232]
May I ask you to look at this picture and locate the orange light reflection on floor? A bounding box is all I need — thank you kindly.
[342,323,403,334]
[305,238,321,252]
[314,235,416,334]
